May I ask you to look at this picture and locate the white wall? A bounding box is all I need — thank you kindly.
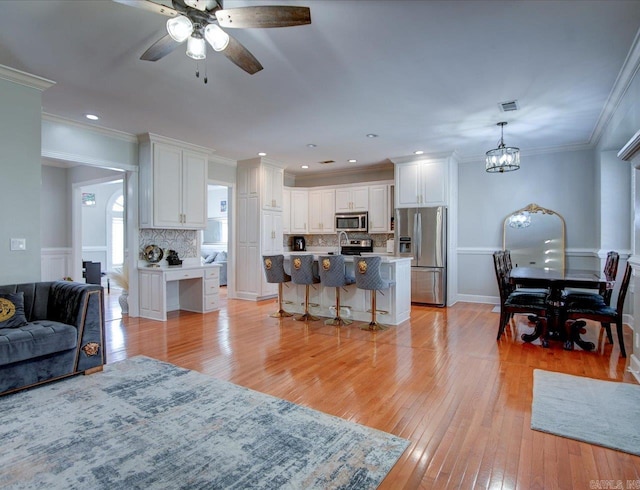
[457,148,598,302]
[0,75,46,283]
[41,165,69,248]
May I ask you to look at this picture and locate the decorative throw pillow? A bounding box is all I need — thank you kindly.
[0,292,29,329]
[214,251,227,262]
[204,252,218,264]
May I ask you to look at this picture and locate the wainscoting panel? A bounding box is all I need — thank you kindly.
[41,247,72,281]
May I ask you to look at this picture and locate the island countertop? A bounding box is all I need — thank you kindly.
[280,252,412,326]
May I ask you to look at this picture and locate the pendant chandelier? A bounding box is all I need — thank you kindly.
[485,121,520,173]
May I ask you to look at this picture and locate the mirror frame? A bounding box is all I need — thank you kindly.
[502,203,566,271]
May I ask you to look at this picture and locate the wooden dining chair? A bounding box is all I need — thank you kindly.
[564,261,631,357]
[493,251,549,341]
[563,251,619,343]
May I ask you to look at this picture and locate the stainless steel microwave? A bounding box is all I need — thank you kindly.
[335,212,368,232]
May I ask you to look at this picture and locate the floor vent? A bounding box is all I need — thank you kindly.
[319,160,335,164]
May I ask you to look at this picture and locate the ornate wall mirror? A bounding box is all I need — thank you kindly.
[503,203,566,271]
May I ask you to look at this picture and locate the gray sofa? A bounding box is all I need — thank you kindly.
[0,281,105,396]
[201,245,228,286]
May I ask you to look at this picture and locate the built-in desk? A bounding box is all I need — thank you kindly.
[282,253,412,326]
[138,263,221,321]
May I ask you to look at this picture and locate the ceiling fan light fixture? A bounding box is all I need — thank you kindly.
[204,24,230,52]
[186,35,207,60]
[166,16,193,43]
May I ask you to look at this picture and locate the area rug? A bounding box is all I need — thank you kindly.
[531,369,640,456]
[0,356,409,489]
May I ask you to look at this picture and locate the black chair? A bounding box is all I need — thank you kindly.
[564,261,631,357]
[563,251,619,344]
[83,261,101,285]
[493,251,549,342]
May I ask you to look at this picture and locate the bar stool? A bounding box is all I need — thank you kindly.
[354,256,395,331]
[290,254,321,322]
[318,255,355,326]
[262,255,293,318]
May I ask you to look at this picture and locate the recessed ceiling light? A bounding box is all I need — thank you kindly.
[301,165,309,169]
[366,133,378,138]
[348,159,357,163]
[306,144,317,148]
[85,114,100,121]
[258,152,267,156]
[414,150,424,155]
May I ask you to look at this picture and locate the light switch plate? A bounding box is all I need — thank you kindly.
[10,238,26,251]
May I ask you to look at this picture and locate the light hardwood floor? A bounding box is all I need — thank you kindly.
[103,288,640,488]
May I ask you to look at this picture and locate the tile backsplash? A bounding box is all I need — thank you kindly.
[139,229,198,259]
[284,233,394,249]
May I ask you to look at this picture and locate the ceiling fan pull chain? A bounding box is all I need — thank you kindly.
[204,62,208,84]
[196,61,200,79]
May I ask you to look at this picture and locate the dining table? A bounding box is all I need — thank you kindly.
[508,267,610,350]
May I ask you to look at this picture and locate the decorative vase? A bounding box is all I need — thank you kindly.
[119,291,129,315]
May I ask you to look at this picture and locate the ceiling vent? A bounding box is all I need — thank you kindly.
[499,100,519,112]
[319,160,335,164]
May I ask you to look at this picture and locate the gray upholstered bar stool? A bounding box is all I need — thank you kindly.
[318,255,355,326]
[262,255,293,318]
[354,256,396,331]
[290,254,321,322]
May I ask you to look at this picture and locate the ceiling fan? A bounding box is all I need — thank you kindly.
[113,0,311,75]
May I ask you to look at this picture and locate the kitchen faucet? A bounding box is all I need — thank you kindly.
[337,230,349,255]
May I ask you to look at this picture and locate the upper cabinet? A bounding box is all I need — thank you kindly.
[335,186,369,212]
[289,189,309,234]
[139,134,209,229]
[262,164,284,211]
[308,188,335,233]
[282,188,291,234]
[368,184,390,233]
[394,156,450,208]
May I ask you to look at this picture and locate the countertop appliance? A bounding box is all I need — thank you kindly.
[340,239,373,255]
[335,212,368,233]
[396,206,447,306]
[292,236,306,251]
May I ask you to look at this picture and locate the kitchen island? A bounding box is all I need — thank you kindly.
[282,253,412,326]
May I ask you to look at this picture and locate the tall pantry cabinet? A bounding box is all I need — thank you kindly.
[236,157,285,301]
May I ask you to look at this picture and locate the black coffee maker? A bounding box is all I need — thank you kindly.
[292,236,306,251]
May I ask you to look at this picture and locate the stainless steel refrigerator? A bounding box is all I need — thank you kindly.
[395,206,447,306]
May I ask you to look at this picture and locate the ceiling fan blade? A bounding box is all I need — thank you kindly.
[141,34,182,61]
[222,35,263,75]
[112,0,179,17]
[215,6,311,29]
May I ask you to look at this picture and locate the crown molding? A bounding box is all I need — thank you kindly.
[456,142,594,164]
[138,132,215,155]
[591,27,640,146]
[287,161,393,182]
[209,154,236,167]
[42,113,138,143]
[617,128,640,161]
[0,64,55,91]
[390,151,454,165]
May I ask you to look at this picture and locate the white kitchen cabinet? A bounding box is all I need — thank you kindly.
[139,134,209,229]
[308,188,335,233]
[368,184,390,233]
[236,158,286,301]
[290,189,309,234]
[262,164,284,211]
[395,158,448,208]
[335,186,369,212]
[282,188,291,234]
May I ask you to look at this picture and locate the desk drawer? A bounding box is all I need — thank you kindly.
[204,294,219,311]
[205,278,219,295]
[205,267,219,280]
[165,269,203,282]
